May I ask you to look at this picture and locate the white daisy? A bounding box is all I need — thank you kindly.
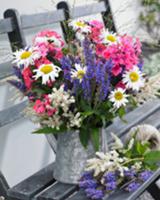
[34,36,61,47]
[109,88,128,109]
[101,30,118,45]
[13,47,40,67]
[123,66,144,91]
[33,63,61,84]
[69,19,91,33]
[71,64,87,82]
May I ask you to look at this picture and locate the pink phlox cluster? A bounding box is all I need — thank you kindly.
[33,30,64,60]
[101,35,141,76]
[89,20,104,43]
[33,95,57,116]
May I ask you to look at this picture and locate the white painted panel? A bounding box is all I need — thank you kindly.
[0,118,54,187]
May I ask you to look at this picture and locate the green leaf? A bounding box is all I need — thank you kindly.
[144,150,160,164]
[118,107,126,118]
[79,128,90,148]
[136,141,150,155]
[91,128,100,151]
[81,111,94,119]
[33,127,63,134]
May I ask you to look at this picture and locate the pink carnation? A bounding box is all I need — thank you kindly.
[33,100,46,114]
[22,67,33,90]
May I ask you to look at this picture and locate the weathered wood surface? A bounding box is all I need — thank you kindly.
[69,1,107,18]
[7,100,160,200]
[107,99,160,142]
[0,100,27,127]
[7,164,55,200]
[0,9,65,36]
[0,61,13,80]
[21,9,65,29]
[0,18,14,34]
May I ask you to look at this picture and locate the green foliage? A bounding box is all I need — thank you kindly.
[33,126,66,134]
[79,127,90,148]
[140,0,160,44]
[144,151,160,165]
[91,128,100,151]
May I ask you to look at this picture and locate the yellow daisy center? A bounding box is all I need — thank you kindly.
[106,35,116,42]
[20,51,32,59]
[77,70,85,79]
[129,72,139,82]
[114,91,124,101]
[75,21,86,28]
[40,65,53,74]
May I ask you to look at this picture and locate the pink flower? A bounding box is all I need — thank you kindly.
[33,30,64,61]
[50,47,63,61]
[33,29,64,47]
[47,108,57,116]
[88,20,104,43]
[89,20,104,29]
[116,81,126,89]
[33,100,46,114]
[22,67,33,90]
[112,65,122,76]
[101,35,142,76]
[34,57,51,68]
[96,44,106,56]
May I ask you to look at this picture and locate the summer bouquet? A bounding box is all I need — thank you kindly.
[9,18,145,150]
[79,131,160,199]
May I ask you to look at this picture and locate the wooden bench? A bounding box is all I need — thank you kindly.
[0,1,159,200]
[6,100,160,200]
[0,4,67,199]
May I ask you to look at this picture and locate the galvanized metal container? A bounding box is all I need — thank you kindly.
[46,128,108,184]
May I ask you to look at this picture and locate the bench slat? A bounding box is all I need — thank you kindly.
[67,190,88,200]
[107,99,160,142]
[0,61,13,80]
[37,182,78,200]
[0,18,15,34]
[70,2,107,18]
[21,9,65,30]
[7,163,55,200]
[143,107,160,128]
[0,100,27,127]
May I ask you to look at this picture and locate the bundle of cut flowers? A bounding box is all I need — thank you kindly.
[79,132,160,199]
[9,18,145,149]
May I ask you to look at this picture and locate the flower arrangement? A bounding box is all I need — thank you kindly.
[79,130,160,199]
[9,18,145,149]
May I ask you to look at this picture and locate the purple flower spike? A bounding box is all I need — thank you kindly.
[106,181,117,191]
[139,170,153,182]
[79,180,97,189]
[81,171,93,180]
[85,188,104,200]
[104,171,117,182]
[125,182,141,192]
[124,169,136,179]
